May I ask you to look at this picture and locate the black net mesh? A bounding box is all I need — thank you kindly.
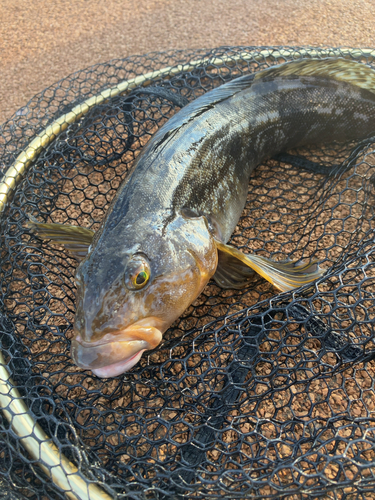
[1,46,375,499]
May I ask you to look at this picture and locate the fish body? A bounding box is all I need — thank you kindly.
[28,58,375,377]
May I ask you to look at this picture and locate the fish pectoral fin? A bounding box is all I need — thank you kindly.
[213,245,256,289]
[27,215,95,261]
[213,240,323,292]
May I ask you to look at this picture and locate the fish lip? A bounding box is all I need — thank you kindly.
[73,316,164,347]
[71,317,163,373]
[90,350,147,378]
[71,338,150,371]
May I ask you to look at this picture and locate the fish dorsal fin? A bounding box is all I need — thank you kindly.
[144,73,256,144]
[183,73,256,111]
[255,58,375,95]
[169,58,375,128]
[27,215,94,261]
[145,58,375,156]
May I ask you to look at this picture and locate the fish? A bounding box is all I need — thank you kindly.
[28,57,375,378]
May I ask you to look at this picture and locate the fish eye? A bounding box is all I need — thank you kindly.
[124,254,151,290]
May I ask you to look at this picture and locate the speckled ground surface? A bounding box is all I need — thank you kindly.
[1,0,375,124]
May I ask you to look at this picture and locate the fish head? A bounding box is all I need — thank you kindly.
[71,212,218,377]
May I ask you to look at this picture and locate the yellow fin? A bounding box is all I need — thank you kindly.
[27,215,94,261]
[214,244,255,289]
[214,240,323,292]
[255,58,375,95]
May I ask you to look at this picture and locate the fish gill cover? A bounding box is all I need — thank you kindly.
[1,46,375,499]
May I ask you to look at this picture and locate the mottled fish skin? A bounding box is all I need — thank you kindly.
[67,58,375,376]
[100,76,375,243]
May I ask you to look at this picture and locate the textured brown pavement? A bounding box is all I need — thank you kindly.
[1,0,375,125]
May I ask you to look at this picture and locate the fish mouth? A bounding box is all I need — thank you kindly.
[71,317,163,378]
